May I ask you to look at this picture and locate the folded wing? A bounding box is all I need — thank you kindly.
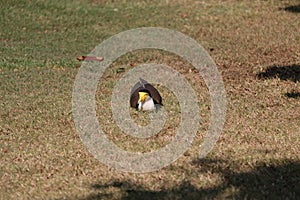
[130,78,163,108]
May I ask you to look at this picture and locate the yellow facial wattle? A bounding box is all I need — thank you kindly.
[138,92,148,103]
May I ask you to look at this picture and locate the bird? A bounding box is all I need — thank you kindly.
[130,78,163,111]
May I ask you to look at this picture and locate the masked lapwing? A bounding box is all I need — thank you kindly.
[130,78,163,111]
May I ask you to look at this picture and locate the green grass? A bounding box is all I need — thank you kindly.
[0,0,184,68]
[1,0,300,199]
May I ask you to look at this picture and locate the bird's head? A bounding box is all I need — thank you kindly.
[138,92,149,103]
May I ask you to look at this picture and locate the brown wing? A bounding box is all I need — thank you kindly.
[144,83,163,105]
[130,89,140,108]
[130,81,143,108]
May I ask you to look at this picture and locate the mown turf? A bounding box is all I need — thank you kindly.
[1,0,300,199]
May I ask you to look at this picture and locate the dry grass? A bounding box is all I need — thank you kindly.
[1,0,300,199]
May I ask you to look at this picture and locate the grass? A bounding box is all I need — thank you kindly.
[1,0,300,199]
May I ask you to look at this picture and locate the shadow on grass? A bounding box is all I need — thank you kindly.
[81,159,300,200]
[281,4,300,13]
[285,91,300,99]
[257,64,300,82]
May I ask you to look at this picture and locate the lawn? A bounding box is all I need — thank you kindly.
[1,0,300,199]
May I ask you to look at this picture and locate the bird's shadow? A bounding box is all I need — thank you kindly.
[78,158,300,200]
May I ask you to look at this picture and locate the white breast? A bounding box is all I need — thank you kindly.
[142,97,155,111]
